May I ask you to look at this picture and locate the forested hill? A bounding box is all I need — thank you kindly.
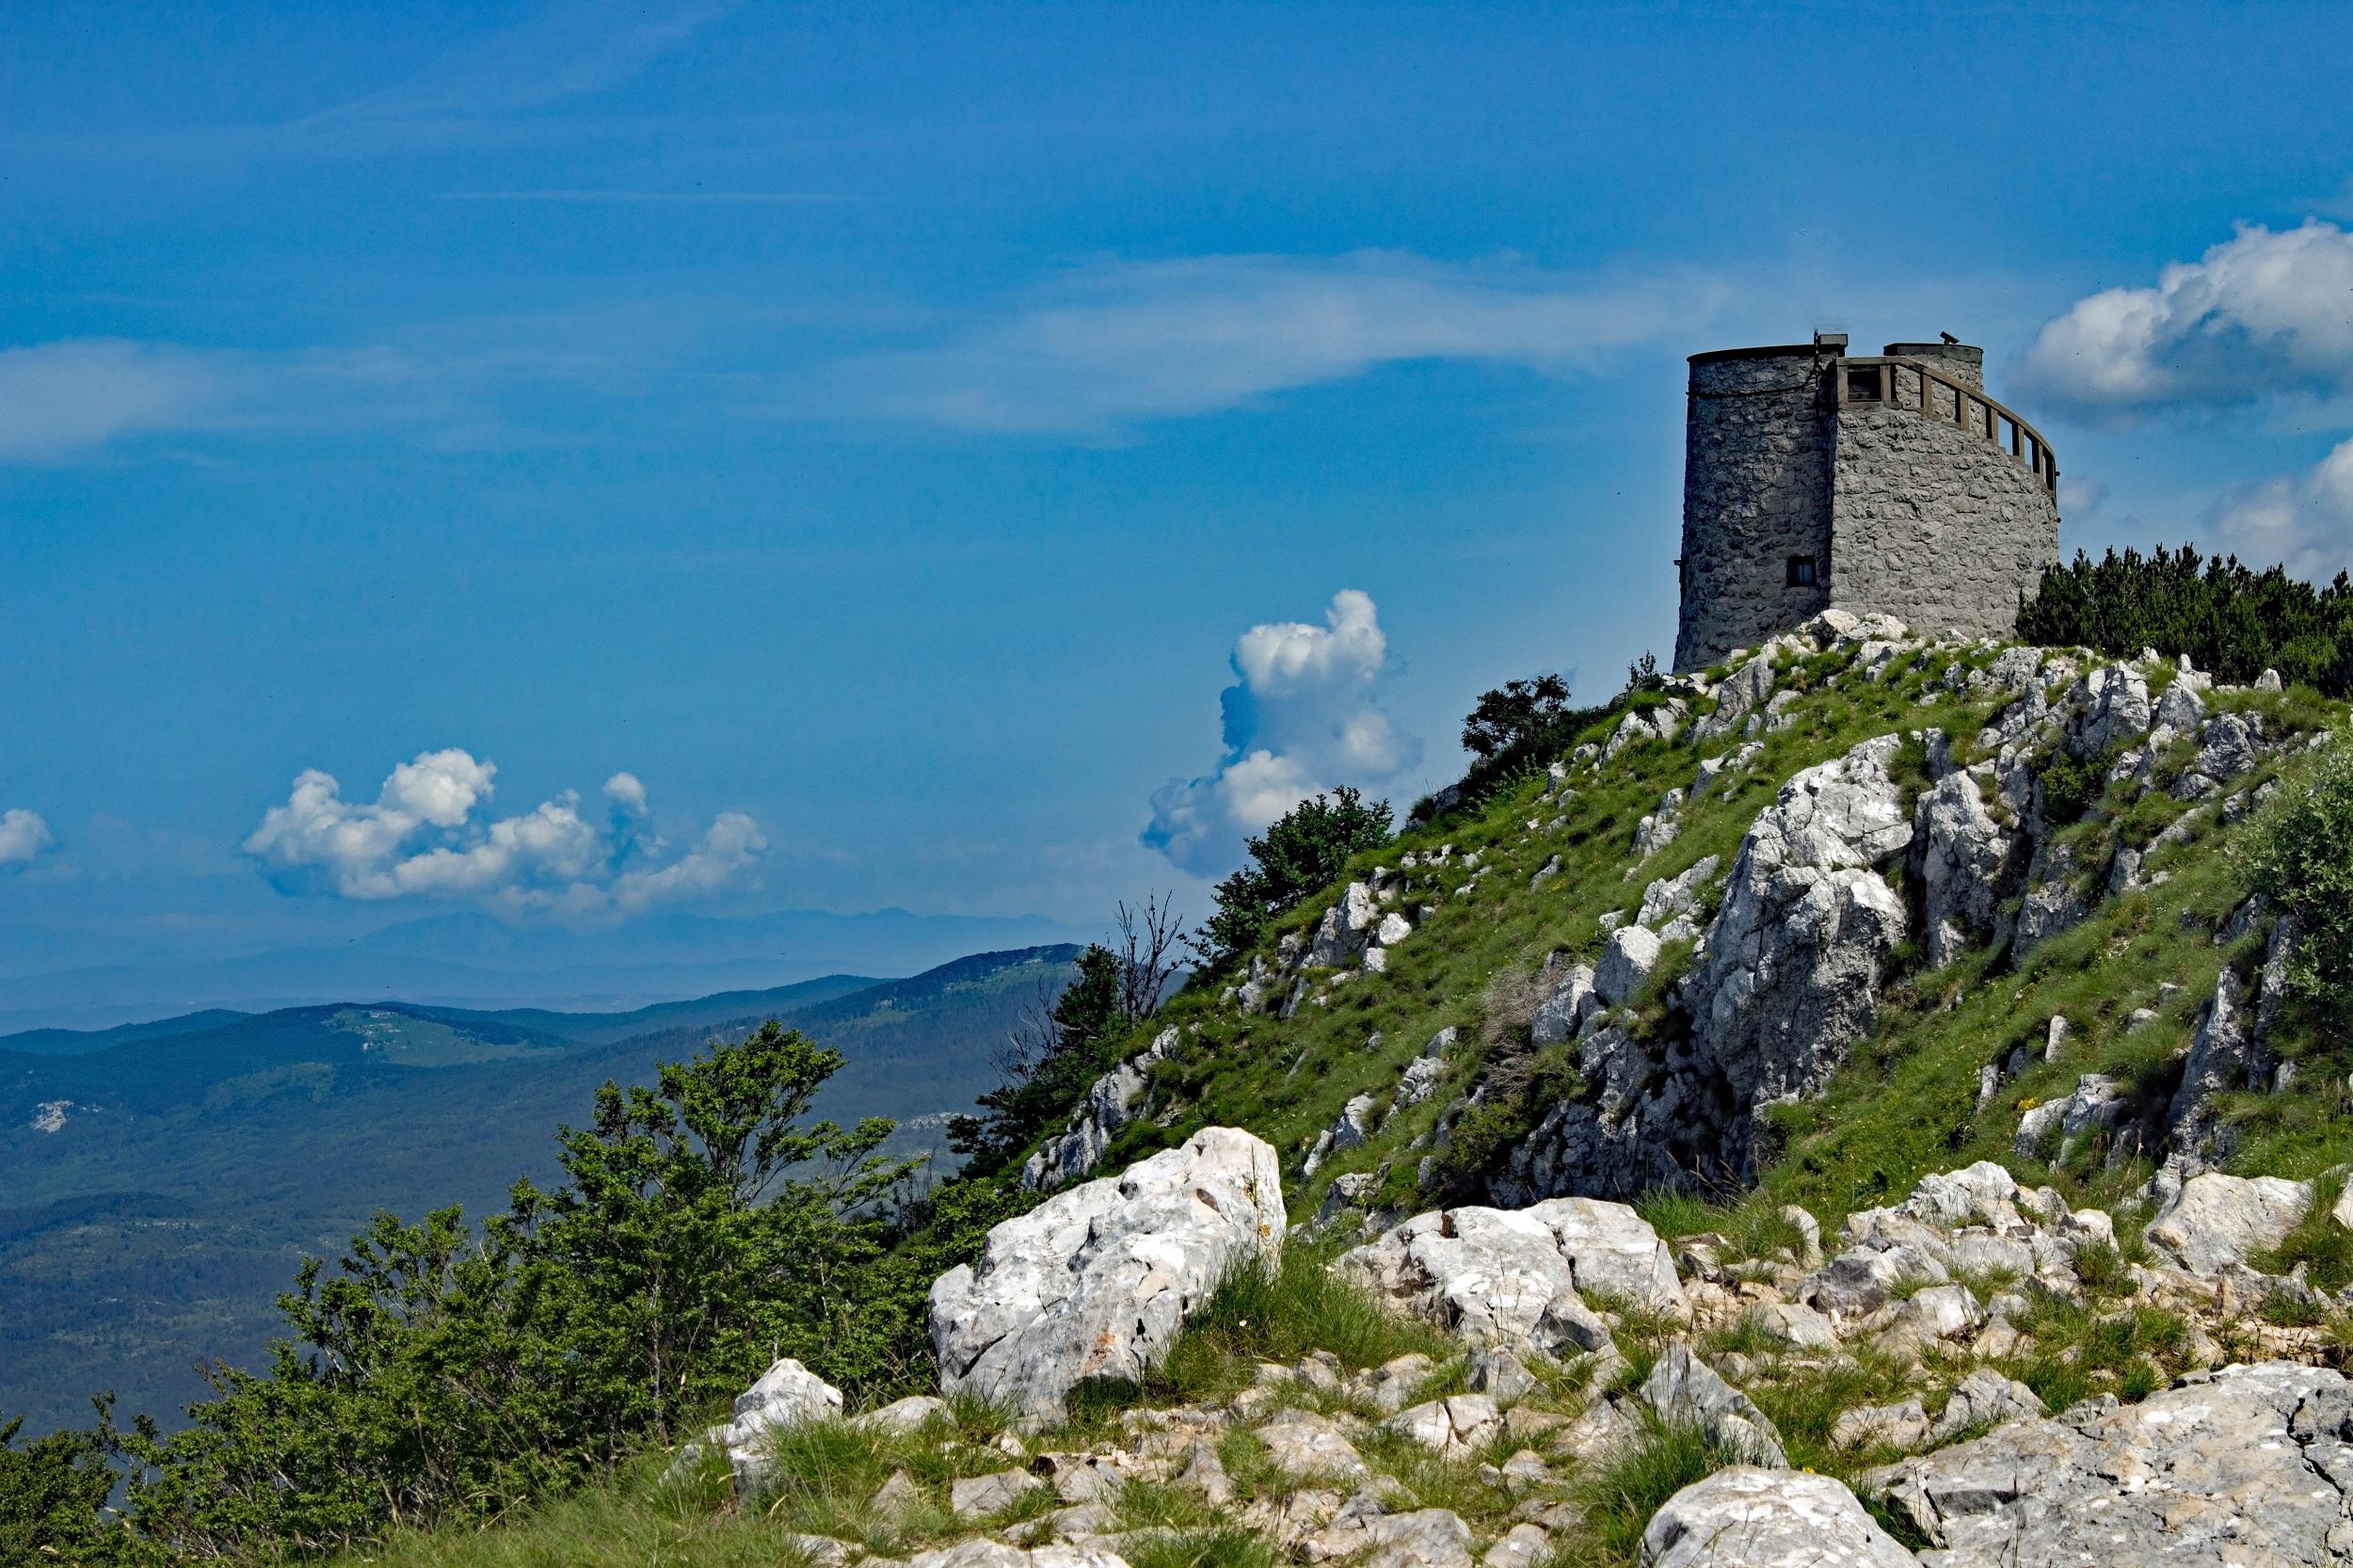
[0,946,1079,1434]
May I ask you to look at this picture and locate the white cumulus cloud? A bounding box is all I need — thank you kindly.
[0,809,53,866]
[1144,589,1419,875]
[243,748,764,914]
[838,251,1721,436]
[2206,435,2353,581]
[2021,220,2353,412]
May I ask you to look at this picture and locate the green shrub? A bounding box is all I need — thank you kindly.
[108,1023,924,1559]
[2244,737,2353,1018]
[2019,544,2353,696]
[1189,789,1394,972]
[2037,751,2105,827]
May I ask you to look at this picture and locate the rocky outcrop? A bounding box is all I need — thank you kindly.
[2166,968,2275,1159]
[1601,700,1687,762]
[1912,736,2019,967]
[1644,1467,1922,1568]
[1679,733,1913,1156]
[1799,1161,2108,1324]
[931,1128,1285,1423]
[2065,663,2153,758]
[1876,1362,2353,1567]
[676,1357,844,1494]
[1338,1195,1683,1352]
[1308,883,1382,968]
[1025,1027,1181,1191]
[2012,1072,2128,1160]
[2145,1170,2310,1274]
[1694,656,1776,744]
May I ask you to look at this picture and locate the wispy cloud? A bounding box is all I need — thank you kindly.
[243,748,764,918]
[832,251,1724,437]
[0,341,242,463]
[1144,590,1420,876]
[431,189,851,204]
[298,0,744,131]
[2019,220,2353,413]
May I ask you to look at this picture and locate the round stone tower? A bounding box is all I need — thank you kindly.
[1673,333,2060,672]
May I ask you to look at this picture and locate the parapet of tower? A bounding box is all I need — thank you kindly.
[1672,333,2060,672]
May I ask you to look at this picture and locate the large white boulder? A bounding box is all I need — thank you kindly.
[1338,1194,1683,1352]
[678,1356,844,1495]
[930,1127,1285,1423]
[2146,1171,2311,1275]
[1642,1466,1921,1567]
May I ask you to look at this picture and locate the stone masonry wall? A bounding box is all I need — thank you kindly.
[1828,396,2059,644]
[1674,350,1834,671]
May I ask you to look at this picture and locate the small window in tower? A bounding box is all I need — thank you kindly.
[1786,554,1818,587]
[1845,365,1883,403]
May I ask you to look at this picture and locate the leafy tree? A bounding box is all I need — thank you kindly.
[2244,735,2353,1020]
[106,1021,913,1559]
[948,945,1136,1176]
[1444,673,1609,813]
[0,1413,133,1564]
[1190,787,1393,973]
[2019,545,2353,696]
[1461,673,1577,760]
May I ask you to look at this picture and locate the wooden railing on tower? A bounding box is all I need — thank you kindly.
[1833,356,2058,493]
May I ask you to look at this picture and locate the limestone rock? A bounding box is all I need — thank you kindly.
[1603,701,1686,762]
[1830,1398,1929,1451]
[1482,1522,1549,1568]
[1529,965,1598,1046]
[855,1394,950,1433]
[2013,1072,2128,1160]
[1593,924,1663,1008]
[1308,883,1381,968]
[904,1543,1131,1568]
[1636,855,1721,931]
[1639,1344,1786,1466]
[931,1128,1286,1422]
[1924,1368,2043,1446]
[2167,968,2272,1155]
[1386,1394,1501,1453]
[1340,1196,1683,1352]
[1642,1466,1921,1567]
[677,1356,844,1494]
[1466,1347,1537,1401]
[2145,1171,2311,1275]
[1255,1408,1370,1481]
[1359,1509,1475,1568]
[2067,663,2153,757]
[1878,1362,2353,1567]
[1679,735,1913,1171]
[1913,749,2017,968]
[952,1468,1047,1518]
[1306,1095,1378,1176]
[1025,1027,1181,1191]
[1696,656,1776,744]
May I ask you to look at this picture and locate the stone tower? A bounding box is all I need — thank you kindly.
[1672,333,2060,672]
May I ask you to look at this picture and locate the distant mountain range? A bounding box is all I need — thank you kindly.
[0,904,1093,1033]
[0,944,1080,1435]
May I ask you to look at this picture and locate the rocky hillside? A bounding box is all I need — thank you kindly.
[1048,609,2343,1237]
[345,612,2353,1568]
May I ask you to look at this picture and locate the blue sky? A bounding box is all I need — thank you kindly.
[5,1,2352,1019]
